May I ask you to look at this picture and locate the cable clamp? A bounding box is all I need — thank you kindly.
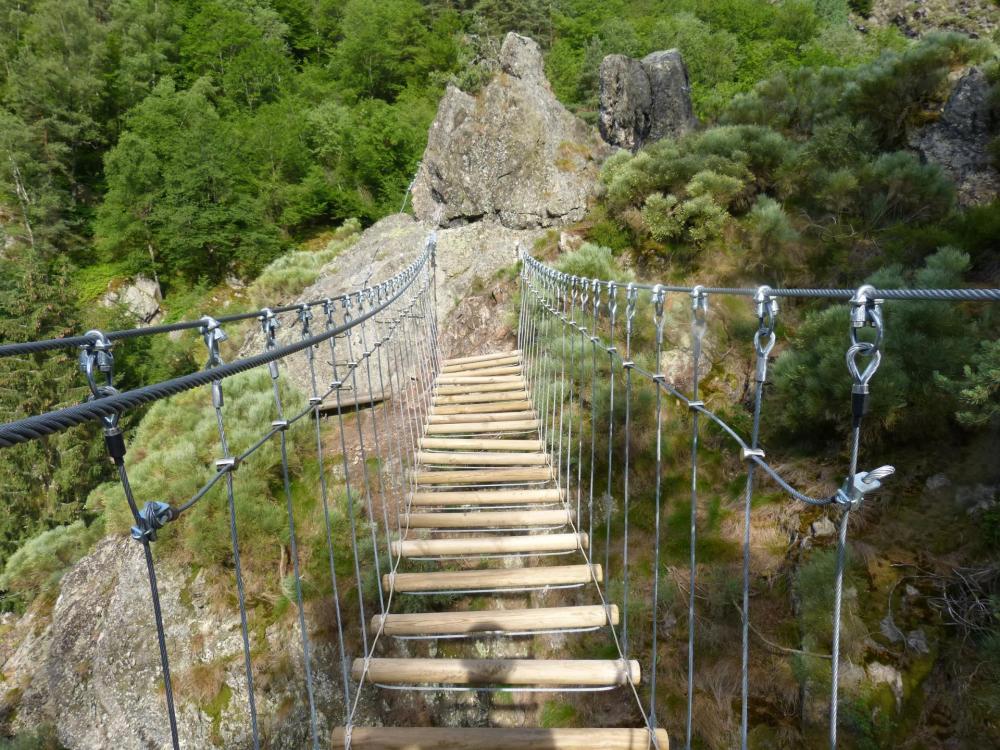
[309,396,323,406]
[687,400,705,411]
[130,501,175,543]
[652,373,666,383]
[622,360,635,369]
[606,346,618,354]
[330,380,343,389]
[590,336,600,344]
[272,419,289,431]
[834,465,895,509]
[347,361,358,368]
[742,447,765,461]
[216,457,238,472]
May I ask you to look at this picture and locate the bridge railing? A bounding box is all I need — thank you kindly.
[0,238,440,749]
[517,250,999,750]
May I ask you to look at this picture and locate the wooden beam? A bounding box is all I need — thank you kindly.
[435,375,523,385]
[442,355,520,373]
[385,563,601,592]
[439,365,521,377]
[427,411,536,425]
[413,467,550,484]
[416,451,547,466]
[442,350,521,366]
[372,603,617,636]
[419,438,545,452]
[352,657,639,686]
[409,488,562,506]
[331,727,668,750]
[433,391,526,404]
[435,382,528,395]
[424,420,539,434]
[405,508,570,528]
[391,532,586,557]
[432,401,533,414]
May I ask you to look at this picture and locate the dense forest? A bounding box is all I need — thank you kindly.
[0,0,999,746]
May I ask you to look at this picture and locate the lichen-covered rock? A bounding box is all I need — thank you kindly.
[599,49,696,151]
[909,67,1000,207]
[411,33,606,230]
[1,537,353,749]
[102,275,163,324]
[597,55,652,152]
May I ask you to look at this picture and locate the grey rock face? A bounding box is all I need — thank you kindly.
[599,49,697,151]
[102,275,163,324]
[2,538,350,748]
[411,33,606,230]
[910,67,1000,206]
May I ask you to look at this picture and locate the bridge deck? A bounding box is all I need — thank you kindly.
[336,350,665,749]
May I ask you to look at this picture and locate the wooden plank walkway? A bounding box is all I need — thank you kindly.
[335,350,666,749]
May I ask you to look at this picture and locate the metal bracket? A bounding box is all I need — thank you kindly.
[130,501,175,543]
[271,419,289,431]
[216,457,238,472]
[835,465,895,509]
[687,400,705,411]
[742,447,765,461]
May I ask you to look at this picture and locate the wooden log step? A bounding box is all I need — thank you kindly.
[425,420,539,435]
[442,355,520,373]
[442,350,521,367]
[391,532,586,557]
[384,563,600,592]
[433,400,533,414]
[435,374,523,385]
[352,657,639,686]
[372,603,617,636]
[413,467,551,485]
[410,488,563,506]
[434,391,526,404]
[435,382,527,395]
[441,365,521,377]
[405,509,571,529]
[332,726,668,750]
[416,451,547,466]
[427,411,536,425]
[419,438,545,452]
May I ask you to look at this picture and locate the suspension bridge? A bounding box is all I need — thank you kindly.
[0,235,997,750]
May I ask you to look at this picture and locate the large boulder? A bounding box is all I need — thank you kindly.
[599,49,697,152]
[909,67,1000,207]
[102,275,163,324]
[411,33,606,230]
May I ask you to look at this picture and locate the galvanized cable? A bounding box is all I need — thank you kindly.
[649,285,667,728]
[200,321,261,750]
[621,283,638,662]
[686,287,707,750]
[260,314,320,750]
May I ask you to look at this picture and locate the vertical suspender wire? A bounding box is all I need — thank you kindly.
[831,288,884,750]
[343,296,387,616]
[332,303,371,660]
[603,282,619,610]
[685,288,708,750]
[202,320,261,750]
[359,289,395,574]
[540,277,556,453]
[740,289,777,749]
[556,276,569,494]
[587,280,601,563]
[620,283,638,661]
[80,337,182,750]
[649,286,667,730]
[565,278,578,523]
[259,311,319,749]
[312,303,353,722]
[374,293,406,560]
[517,250,527,355]
[575,283,589,546]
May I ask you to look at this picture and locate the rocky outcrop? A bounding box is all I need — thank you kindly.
[102,275,163,324]
[867,0,999,39]
[599,49,697,152]
[0,538,359,748]
[411,33,606,230]
[910,67,1000,207]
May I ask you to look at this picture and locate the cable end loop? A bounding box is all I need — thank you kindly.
[130,501,175,543]
[836,465,895,509]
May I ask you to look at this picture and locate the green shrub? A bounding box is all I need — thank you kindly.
[935,339,1000,428]
[768,248,977,446]
[554,242,634,282]
[0,520,104,605]
[745,195,798,254]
